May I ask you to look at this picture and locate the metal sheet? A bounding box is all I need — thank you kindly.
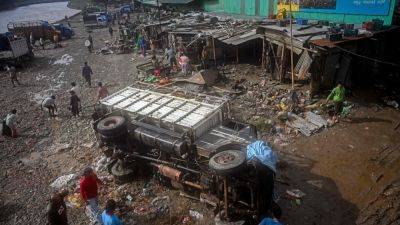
[100,87,224,138]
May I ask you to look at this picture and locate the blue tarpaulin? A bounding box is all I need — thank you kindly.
[247,141,278,172]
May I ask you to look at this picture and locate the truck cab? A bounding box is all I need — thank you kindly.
[94,85,277,224]
[53,23,74,39]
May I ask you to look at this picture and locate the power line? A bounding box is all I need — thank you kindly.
[335,46,400,68]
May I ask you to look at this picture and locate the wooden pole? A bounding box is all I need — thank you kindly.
[262,37,266,70]
[289,0,295,89]
[224,177,229,220]
[212,36,217,67]
[236,47,239,64]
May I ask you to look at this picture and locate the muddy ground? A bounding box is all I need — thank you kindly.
[1,14,400,225]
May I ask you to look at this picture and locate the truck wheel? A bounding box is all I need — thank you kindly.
[97,116,127,136]
[209,150,246,176]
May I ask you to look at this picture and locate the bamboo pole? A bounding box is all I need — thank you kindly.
[212,36,217,67]
[289,0,295,89]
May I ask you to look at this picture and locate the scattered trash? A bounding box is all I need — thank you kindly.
[126,194,133,202]
[286,189,306,199]
[82,142,95,148]
[247,141,278,172]
[189,210,204,220]
[49,143,72,153]
[95,156,108,172]
[150,196,170,214]
[50,174,76,189]
[384,99,399,109]
[67,193,84,208]
[306,180,323,189]
[53,54,74,65]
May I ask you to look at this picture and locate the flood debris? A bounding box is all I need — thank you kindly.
[52,54,74,65]
[50,174,76,189]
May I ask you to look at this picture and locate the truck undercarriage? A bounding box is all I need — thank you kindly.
[94,85,276,224]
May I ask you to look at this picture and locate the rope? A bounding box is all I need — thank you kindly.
[335,46,400,68]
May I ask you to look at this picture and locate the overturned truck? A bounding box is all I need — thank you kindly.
[94,85,277,223]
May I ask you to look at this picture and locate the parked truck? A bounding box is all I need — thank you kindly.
[53,23,75,39]
[0,32,33,64]
[93,84,278,223]
[8,21,59,42]
[83,12,111,29]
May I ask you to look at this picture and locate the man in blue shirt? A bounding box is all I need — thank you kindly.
[101,199,123,225]
[259,203,283,225]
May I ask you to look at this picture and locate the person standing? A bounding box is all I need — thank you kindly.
[41,95,57,117]
[69,90,81,117]
[179,53,190,76]
[30,32,35,47]
[88,34,94,52]
[108,26,114,37]
[82,62,93,87]
[326,82,345,115]
[80,167,102,224]
[101,199,123,225]
[47,189,69,225]
[53,34,60,49]
[39,37,45,50]
[138,36,147,57]
[96,82,109,102]
[165,47,176,68]
[2,109,18,138]
[70,82,81,99]
[5,65,20,87]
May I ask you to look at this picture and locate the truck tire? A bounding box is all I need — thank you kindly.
[209,150,246,176]
[97,116,127,136]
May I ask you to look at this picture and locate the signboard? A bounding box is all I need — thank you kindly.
[277,0,392,16]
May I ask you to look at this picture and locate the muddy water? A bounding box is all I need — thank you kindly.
[0,2,80,33]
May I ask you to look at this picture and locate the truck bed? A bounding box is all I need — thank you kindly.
[100,86,227,139]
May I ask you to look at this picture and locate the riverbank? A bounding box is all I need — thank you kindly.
[0,2,81,33]
[0,0,67,11]
[68,0,89,10]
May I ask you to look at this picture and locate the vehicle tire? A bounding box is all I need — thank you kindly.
[97,116,127,136]
[209,150,246,176]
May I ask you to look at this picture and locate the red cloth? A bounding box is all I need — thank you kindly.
[79,175,99,201]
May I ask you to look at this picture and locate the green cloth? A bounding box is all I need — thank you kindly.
[327,86,345,102]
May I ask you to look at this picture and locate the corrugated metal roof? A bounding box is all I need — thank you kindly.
[139,0,194,5]
[160,0,194,4]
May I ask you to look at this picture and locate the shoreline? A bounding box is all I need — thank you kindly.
[0,0,68,12]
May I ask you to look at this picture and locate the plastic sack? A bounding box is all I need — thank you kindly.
[246,141,278,172]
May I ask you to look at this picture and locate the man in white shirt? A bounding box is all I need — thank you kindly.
[2,109,17,138]
[41,95,57,117]
[70,82,81,98]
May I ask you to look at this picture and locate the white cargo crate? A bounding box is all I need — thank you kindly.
[10,38,29,58]
[101,86,226,139]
